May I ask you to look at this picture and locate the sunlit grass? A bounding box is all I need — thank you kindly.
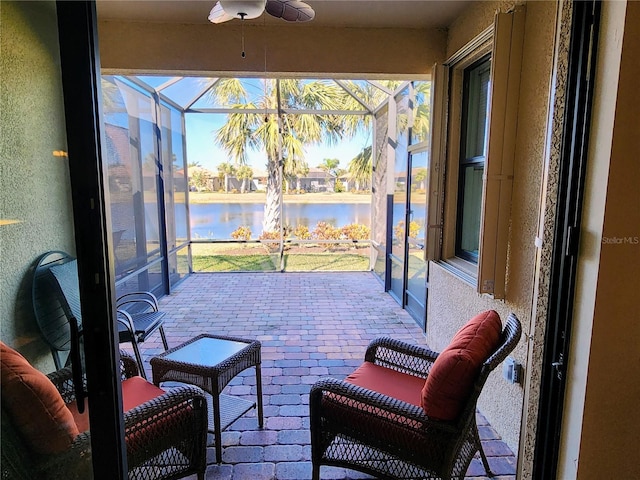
[192,252,369,272]
[193,254,277,271]
[191,241,370,272]
[283,253,369,271]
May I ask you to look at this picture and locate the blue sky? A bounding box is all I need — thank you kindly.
[185,113,371,173]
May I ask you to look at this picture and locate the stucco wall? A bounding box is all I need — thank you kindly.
[427,0,557,452]
[98,21,447,76]
[446,1,520,58]
[0,1,75,370]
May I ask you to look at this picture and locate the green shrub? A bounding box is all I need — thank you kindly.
[342,223,370,241]
[231,226,251,241]
[393,220,421,239]
[259,230,280,240]
[312,222,343,240]
[312,222,343,250]
[293,225,311,240]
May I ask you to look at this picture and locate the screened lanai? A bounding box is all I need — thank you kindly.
[102,75,432,327]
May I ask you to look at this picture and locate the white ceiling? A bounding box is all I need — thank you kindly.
[97,0,472,29]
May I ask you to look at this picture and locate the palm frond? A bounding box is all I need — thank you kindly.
[209,78,248,105]
[348,145,372,183]
[214,104,262,164]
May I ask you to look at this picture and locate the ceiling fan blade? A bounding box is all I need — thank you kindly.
[265,0,315,22]
[208,2,235,23]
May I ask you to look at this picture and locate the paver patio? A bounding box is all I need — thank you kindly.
[137,272,517,480]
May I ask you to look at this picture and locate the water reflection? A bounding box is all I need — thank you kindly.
[187,203,372,239]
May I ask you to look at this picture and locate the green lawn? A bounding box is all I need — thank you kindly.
[192,252,369,272]
[193,254,277,272]
[283,253,369,271]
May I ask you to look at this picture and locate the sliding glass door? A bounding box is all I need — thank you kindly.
[389,86,410,303]
[385,82,431,330]
[405,148,428,327]
[102,76,191,297]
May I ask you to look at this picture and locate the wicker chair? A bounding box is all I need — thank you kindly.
[309,313,521,480]
[1,352,208,480]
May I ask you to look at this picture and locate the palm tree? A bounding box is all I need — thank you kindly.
[190,169,208,191]
[334,168,348,192]
[217,162,235,192]
[319,158,340,191]
[413,167,428,190]
[348,145,372,191]
[236,165,254,193]
[211,78,364,233]
[412,81,431,143]
[319,158,340,175]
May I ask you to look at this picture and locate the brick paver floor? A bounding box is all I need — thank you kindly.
[137,272,516,480]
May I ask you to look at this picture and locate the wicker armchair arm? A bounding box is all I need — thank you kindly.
[47,353,139,403]
[123,385,208,470]
[364,337,439,378]
[47,366,76,404]
[310,377,457,435]
[119,351,140,379]
[63,431,94,480]
[47,365,74,389]
[124,384,207,426]
[37,388,207,480]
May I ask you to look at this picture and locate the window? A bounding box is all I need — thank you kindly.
[434,8,525,298]
[456,57,491,263]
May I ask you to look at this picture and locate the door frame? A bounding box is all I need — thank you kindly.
[56,1,127,477]
[533,1,601,478]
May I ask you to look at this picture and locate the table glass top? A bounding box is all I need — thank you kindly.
[164,336,250,366]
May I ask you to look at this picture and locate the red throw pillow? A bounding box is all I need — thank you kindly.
[0,342,80,454]
[421,310,502,421]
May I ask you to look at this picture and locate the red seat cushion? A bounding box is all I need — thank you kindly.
[121,376,167,411]
[421,310,502,421]
[344,361,424,408]
[68,376,166,432]
[0,342,80,454]
[68,376,178,461]
[323,362,449,471]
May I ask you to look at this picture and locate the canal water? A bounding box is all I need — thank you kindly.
[189,202,372,239]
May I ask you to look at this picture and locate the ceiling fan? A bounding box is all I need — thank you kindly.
[208,0,315,24]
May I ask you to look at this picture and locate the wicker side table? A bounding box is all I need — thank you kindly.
[150,334,263,463]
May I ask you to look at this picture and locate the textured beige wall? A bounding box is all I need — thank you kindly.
[446,1,519,58]
[427,0,557,452]
[0,1,75,370]
[98,21,446,76]
[561,1,640,478]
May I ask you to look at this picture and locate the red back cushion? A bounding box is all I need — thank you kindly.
[421,310,502,421]
[0,342,80,454]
